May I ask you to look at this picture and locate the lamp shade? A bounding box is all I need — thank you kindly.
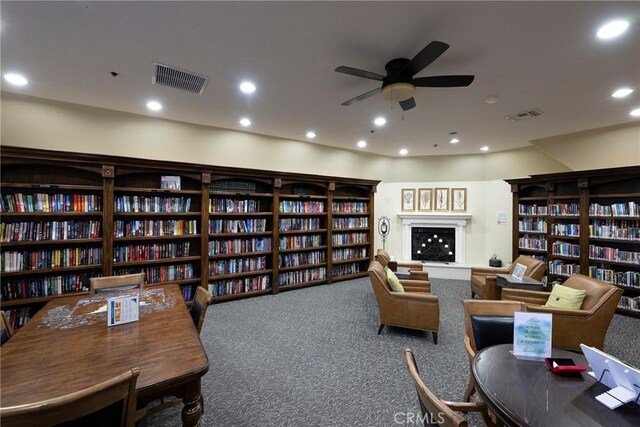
[381,82,415,102]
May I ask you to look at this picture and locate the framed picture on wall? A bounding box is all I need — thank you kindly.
[418,188,433,211]
[401,188,416,211]
[451,188,467,212]
[435,188,449,211]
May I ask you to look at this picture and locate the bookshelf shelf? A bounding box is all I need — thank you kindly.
[1,264,102,277]
[113,256,201,268]
[209,231,273,238]
[209,250,272,259]
[209,269,274,280]
[332,272,369,282]
[114,235,201,242]
[278,279,326,291]
[279,245,328,254]
[278,263,327,273]
[1,238,102,247]
[279,229,328,235]
[209,212,273,217]
[332,256,369,265]
[114,187,201,195]
[0,212,103,218]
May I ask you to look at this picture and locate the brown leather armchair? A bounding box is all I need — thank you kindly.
[376,248,429,281]
[502,274,623,351]
[470,256,546,300]
[368,261,439,343]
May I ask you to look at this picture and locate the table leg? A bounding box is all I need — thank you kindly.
[181,379,203,427]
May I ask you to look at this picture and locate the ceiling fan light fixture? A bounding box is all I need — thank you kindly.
[381,82,415,102]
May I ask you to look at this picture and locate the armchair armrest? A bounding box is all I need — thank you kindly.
[525,304,593,318]
[397,260,424,271]
[400,278,431,293]
[471,267,509,276]
[501,288,549,305]
[393,292,439,303]
[408,270,429,281]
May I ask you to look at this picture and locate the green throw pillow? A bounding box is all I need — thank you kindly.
[386,269,404,293]
[544,284,586,309]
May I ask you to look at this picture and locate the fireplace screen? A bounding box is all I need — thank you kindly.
[411,227,455,262]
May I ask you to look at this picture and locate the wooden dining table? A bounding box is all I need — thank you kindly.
[1,285,209,426]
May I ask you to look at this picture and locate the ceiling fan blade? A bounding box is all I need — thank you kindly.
[335,66,384,81]
[403,41,450,76]
[341,87,381,106]
[414,75,475,87]
[399,97,416,111]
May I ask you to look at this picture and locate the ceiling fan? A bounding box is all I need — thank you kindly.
[335,41,474,111]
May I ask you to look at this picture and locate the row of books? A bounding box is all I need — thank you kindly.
[590,202,639,217]
[114,263,195,284]
[518,219,547,233]
[209,256,267,275]
[589,219,640,241]
[279,200,325,213]
[278,267,327,286]
[1,272,97,300]
[333,217,368,229]
[113,219,198,237]
[2,247,103,272]
[518,237,547,251]
[209,198,264,213]
[209,218,267,234]
[279,234,323,250]
[333,263,362,276]
[548,260,580,277]
[114,242,192,262]
[332,201,367,213]
[618,296,640,312]
[279,218,321,231]
[208,238,271,255]
[279,250,325,267]
[114,196,192,213]
[549,203,579,216]
[181,284,195,302]
[209,275,271,296]
[589,267,640,288]
[333,247,367,261]
[552,241,580,258]
[589,245,640,265]
[1,193,102,213]
[550,223,580,237]
[0,220,101,242]
[4,306,34,330]
[332,232,368,245]
[518,204,548,215]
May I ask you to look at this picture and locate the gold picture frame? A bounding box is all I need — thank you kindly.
[418,188,433,211]
[435,188,449,211]
[401,188,416,211]
[451,188,467,212]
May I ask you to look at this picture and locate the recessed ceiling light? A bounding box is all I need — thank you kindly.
[3,73,28,86]
[596,20,629,39]
[485,96,499,104]
[449,132,460,144]
[239,81,256,94]
[146,101,162,111]
[306,131,317,139]
[480,146,490,152]
[399,148,408,155]
[239,117,252,127]
[357,140,367,148]
[374,117,386,126]
[630,108,640,117]
[611,88,634,98]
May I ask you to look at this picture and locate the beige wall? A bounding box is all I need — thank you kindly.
[2,93,635,265]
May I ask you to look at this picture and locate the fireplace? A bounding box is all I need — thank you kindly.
[397,214,472,264]
[412,227,455,262]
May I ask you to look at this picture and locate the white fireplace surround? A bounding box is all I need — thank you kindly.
[397,214,472,264]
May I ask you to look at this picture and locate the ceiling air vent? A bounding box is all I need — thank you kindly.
[505,109,544,121]
[152,63,209,95]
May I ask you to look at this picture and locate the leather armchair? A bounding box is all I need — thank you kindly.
[502,274,623,350]
[368,261,440,343]
[470,256,546,300]
[376,248,429,281]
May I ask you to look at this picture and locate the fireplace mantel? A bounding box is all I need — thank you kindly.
[397,214,472,263]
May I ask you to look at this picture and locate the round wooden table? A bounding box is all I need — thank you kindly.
[472,344,640,427]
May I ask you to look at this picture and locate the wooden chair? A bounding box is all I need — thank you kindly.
[1,310,14,346]
[190,286,213,334]
[90,273,145,295]
[461,300,525,401]
[0,368,140,427]
[404,348,496,427]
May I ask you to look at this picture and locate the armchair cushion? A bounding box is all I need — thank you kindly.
[387,269,404,293]
[545,284,586,309]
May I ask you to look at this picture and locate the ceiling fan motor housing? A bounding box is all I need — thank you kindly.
[381,58,415,101]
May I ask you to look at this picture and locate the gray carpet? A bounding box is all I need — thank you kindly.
[147,278,640,426]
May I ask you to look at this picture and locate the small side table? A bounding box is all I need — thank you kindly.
[496,273,546,298]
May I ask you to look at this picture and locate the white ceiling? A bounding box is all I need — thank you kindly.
[1,1,639,157]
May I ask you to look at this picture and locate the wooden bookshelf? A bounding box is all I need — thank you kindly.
[1,147,378,328]
[507,166,640,318]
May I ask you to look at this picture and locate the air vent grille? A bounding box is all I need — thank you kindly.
[505,109,544,121]
[152,63,209,94]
